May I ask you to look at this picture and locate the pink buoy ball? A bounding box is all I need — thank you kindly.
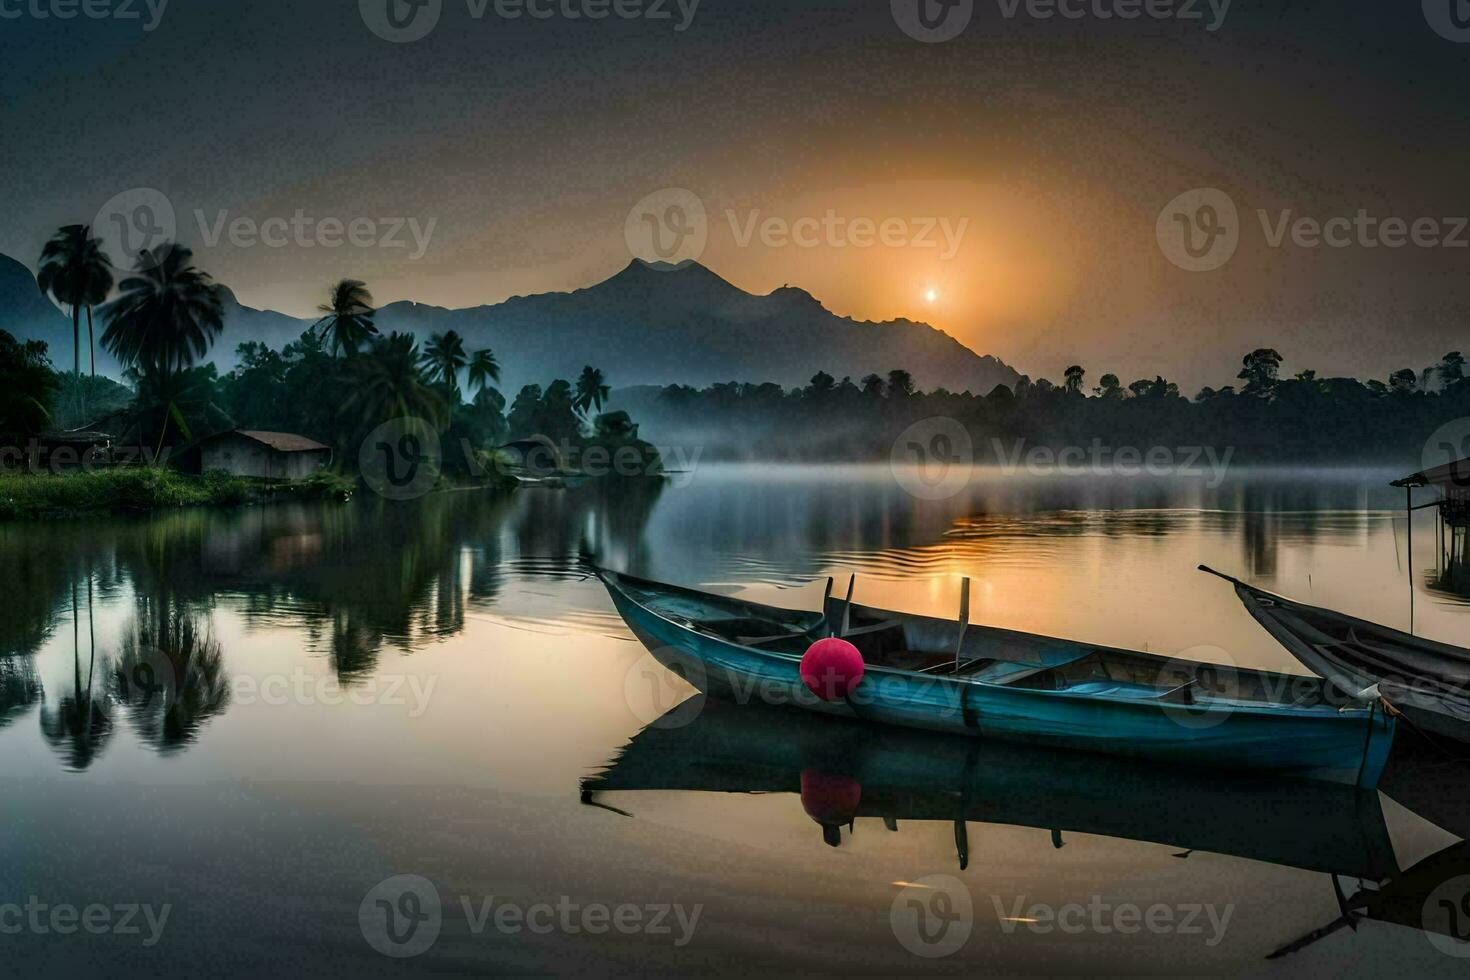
[800,637,865,701]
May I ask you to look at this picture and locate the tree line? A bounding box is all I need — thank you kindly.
[2,224,646,480]
[623,350,1470,466]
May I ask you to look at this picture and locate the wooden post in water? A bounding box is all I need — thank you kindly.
[840,574,855,637]
[1407,486,1415,636]
[954,577,971,670]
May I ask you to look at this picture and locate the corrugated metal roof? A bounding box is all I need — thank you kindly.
[228,430,332,453]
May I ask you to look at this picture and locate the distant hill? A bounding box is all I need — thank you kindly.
[0,255,1023,394]
[0,252,92,370]
[368,260,1022,394]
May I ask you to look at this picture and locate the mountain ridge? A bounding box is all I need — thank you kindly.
[0,255,1023,394]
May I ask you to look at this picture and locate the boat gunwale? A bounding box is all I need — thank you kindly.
[600,569,1377,721]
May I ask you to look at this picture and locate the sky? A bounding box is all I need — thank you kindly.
[3,0,1469,392]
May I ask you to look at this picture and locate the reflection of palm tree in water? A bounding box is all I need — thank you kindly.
[113,597,230,754]
[0,656,41,729]
[40,571,113,771]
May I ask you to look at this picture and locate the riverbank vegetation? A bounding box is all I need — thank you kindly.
[0,467,355,520]
[3,227,657,515]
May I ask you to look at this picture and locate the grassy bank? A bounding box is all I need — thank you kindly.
[0,468,356,520]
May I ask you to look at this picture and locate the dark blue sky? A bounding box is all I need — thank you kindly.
[3,1,1468,388]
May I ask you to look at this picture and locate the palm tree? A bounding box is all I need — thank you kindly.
[101,244,224,377]
[37,225,114,377]
[423,330,469,394]
[313,279,378,357]
[1064,365,1085,394]
[467,348,501,396]
[574,365,610,416]
[343,332,448,430]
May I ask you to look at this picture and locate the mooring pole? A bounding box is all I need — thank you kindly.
[1407,485,1415,636]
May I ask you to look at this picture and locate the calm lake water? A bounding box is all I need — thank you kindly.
[2,464,1468,976]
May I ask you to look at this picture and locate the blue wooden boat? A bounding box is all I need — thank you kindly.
[598,570,1396,787]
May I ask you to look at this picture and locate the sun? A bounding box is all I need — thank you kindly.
[924,288,939,304]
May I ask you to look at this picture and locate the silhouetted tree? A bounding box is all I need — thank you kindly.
[575,365,610,416]
[37,225,114,377]
[887,369,915,398]
[313,280,378,357]
[102,244,224,377]
[424,330,469,394]
[1238,348,1283,396]
[1438,351,1464,387]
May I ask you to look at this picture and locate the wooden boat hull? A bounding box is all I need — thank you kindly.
[1203,566,1470,744]
[602,571,1395,787]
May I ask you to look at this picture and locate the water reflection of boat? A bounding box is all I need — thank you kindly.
[599,570,1396,786]
[1202,566,1470,744]
[1268,839,1470,958]
[582,697,1399,880]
